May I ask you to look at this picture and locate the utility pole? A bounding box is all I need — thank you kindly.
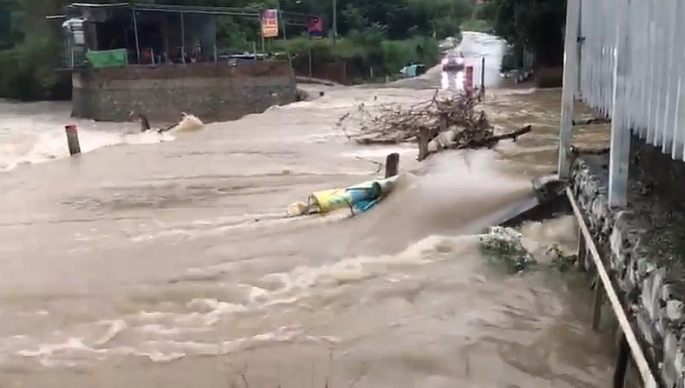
[332,0,337,45]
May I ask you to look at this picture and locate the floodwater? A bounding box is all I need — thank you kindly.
[0,32,613,387]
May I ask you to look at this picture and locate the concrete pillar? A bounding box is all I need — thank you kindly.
[557,0,581,179]
[608,0,632,207]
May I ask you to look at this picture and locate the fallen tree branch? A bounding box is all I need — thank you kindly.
[572,117,611,126]
[465,125,532,149]
[340,91,533,162]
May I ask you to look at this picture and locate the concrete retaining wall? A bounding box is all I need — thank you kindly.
[570,136,685,387]
[71,61,297,123]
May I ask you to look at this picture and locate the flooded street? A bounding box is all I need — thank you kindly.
[0,32,613,387]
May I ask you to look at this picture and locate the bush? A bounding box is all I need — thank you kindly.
[274,35,440,81]
[0,33,63,101]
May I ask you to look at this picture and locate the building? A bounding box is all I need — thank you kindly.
[50,3,317,122]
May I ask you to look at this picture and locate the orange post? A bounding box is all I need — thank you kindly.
[464,66,474,97]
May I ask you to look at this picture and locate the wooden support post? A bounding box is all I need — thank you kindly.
[385,153,399,178]
[613,330,630,388]
[417,127,429,161]
[592,275,603,330]
[65,124,81,156]
[577,229,587,271]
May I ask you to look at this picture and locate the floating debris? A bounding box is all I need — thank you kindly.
[480,226,537,274]
[286,176,398,218]
[337,91,531,160]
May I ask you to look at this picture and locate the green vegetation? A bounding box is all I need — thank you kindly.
[275,34,440,84]
[474,0,567,69]
[0,0,477,101]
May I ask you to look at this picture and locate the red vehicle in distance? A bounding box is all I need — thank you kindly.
[442,52,465,72]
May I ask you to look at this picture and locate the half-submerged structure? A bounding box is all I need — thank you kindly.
[56,3,298,122]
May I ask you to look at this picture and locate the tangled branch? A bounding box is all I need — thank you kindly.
[337,90,532,161]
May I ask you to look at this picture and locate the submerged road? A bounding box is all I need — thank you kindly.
[0,32,614,387]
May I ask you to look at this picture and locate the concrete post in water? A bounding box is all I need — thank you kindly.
[557,0,580,179]
[385,153,399,178]
[65,124,81,156]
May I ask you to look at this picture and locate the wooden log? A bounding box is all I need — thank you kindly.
[65,124,81,156]
[385,153,400,178]
[456,125,532,150]
[572,117,611,126]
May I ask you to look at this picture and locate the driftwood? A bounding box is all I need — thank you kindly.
[337,91,533,161]
[572,117,611,126]
[129,111,176,133]
[570,146,610,155]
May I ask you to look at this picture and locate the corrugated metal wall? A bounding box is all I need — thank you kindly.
[577,0,685,159]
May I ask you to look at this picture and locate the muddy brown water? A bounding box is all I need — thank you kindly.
[0,32,614,387]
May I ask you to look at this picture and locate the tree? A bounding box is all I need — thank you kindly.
[478,0,566,67]
[0,0,476,100]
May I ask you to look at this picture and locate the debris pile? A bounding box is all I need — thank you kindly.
[337,91,531,160]
[479,226,578,274]
[480,226,537,273]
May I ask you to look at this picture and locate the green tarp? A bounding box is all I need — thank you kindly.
[85,49,128,68]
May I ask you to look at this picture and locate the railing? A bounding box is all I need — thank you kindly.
[566,188,657,388]
[62,44,226,68]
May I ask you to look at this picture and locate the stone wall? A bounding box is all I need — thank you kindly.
[571,136,685,387]
[294,62,348,85]
[71,61,297,123]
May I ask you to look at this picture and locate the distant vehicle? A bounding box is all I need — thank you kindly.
[439,36,460,52]
[399,63,426,78]
[442,52,465,72]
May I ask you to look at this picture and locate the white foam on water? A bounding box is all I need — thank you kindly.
[0,113,204,172]
[10,325,336,364]
[3,232,478,365]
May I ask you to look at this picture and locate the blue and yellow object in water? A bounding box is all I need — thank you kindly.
[287,176,398,217]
